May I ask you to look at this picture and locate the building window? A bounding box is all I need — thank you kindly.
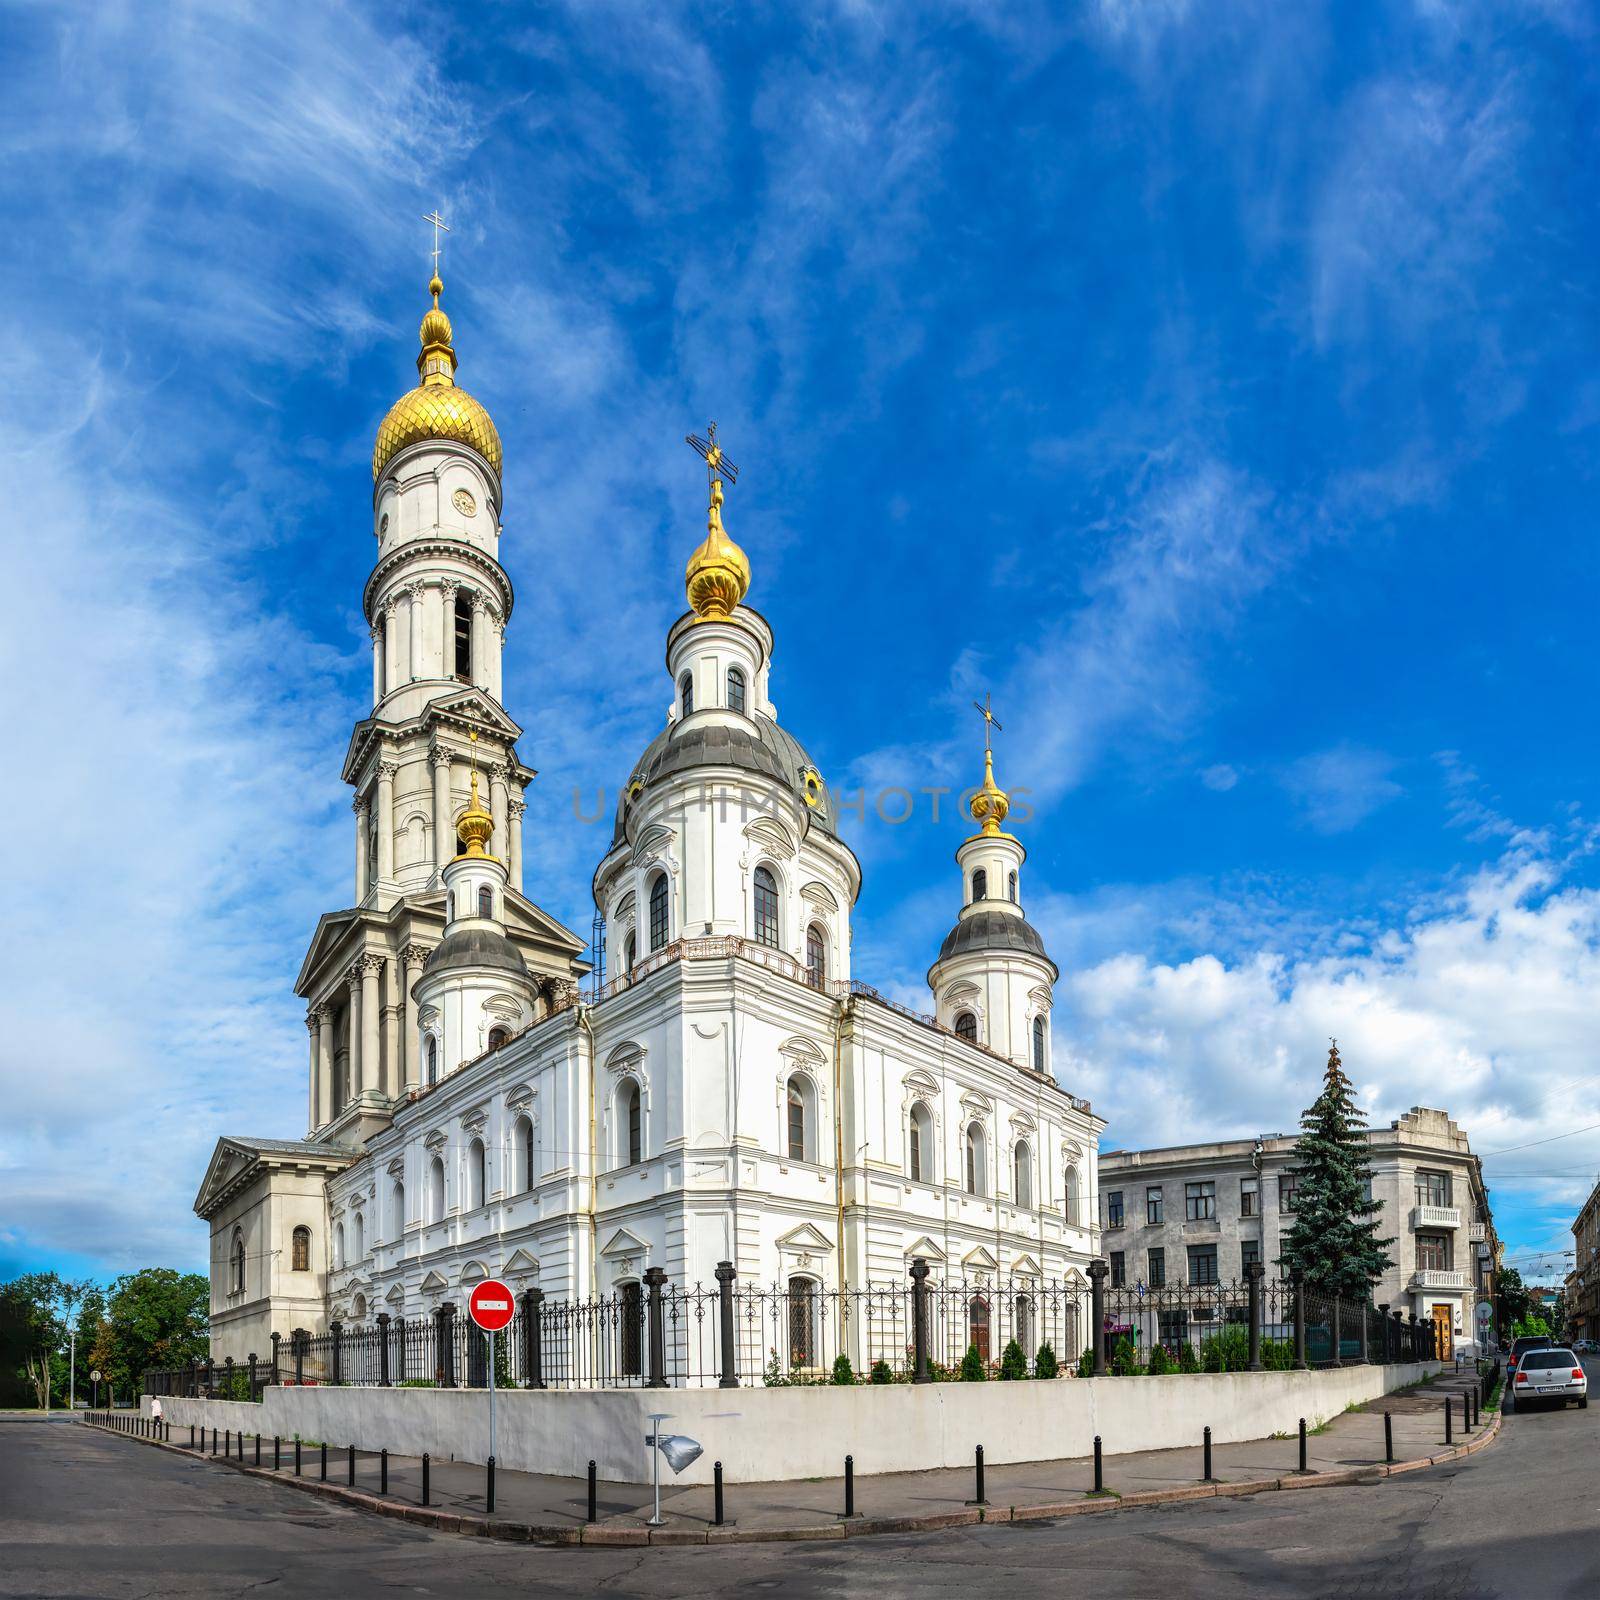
[1279,1175,1299,1213]
[788,1277,817,1370]
[390,1180,404,1237]
[428,1156,445,1222]
[965,1122,987,1196]
[352,1212,364,1260]
[1013,1140,1032,1207]
[1031,1016,1046,1073]
[1416,1170,1452,1208]
[786,1075,811,1163]
[426,1035,438,1086]
[1240,1177,1258,1217]
[332,1223,345,1270]
[727,667,746,714]
[621,1080,642,1165]
[1158,1308,1189,1348]
[1110,1250,1126,1288]
[454,590,473,681]
[625,932,637,973]
[968,1294,991,1365]
[679,671,694,716]
[753,866,780,948]
[620,1281,643,1378]
[1185,1180,1216,1221]
[648,873,669,951]
[467,1138,486,1209]
[805,924,827,987]
[291,1226,311,1272]
[1147,1247,1166,1289]
[1064,1162,1081,1226]
[1417,1233,1450,1272]
[231,1230,246,1295]
[514,1114,535,1193]
[1014,1294,1034,1356]
[478,885,493,920]
[954,1011,978,1042]
[487,1026,509,1052]
[1146,1186,1164,1225]
[1008,870,1017,903]
[909,1101,933,1183]
[971,868,988,902]
[1241,1239,1261,1273]
[1187,1244,1219,1286]
[1106,1190,1124,1229]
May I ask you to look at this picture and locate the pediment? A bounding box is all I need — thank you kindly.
[778,1035,827,1066]
[961,1245,999,1272]
[799,879,839,912]
[1009,1253,1042,1279]
[503,887,587,958]
[420,1269,448,1292]
[600,1227,650,1258]
[902,1070,940,1097]
[458,1260,490,1285]
[775,1222,834,1253]
[744,816,797,856]
[504,1248,539,1275]
[903,1236,946,1263]
[385,1282,406,1303]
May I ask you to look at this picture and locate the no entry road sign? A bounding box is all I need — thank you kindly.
[468,1279,515,1333]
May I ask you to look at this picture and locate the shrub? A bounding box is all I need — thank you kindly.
[1146,1343,1174,1375]
[398,1379,435,1388]
[1034,1342,1059,1380]
[1201,1326,1249,1372]
[214,1372,257,1402]
[1261,1336,1295,1371]
[1177,1342,1200,1373]
[1110,1336,1141,1376]
[830,1354,856,1386]
[869,1359,893,1385]
[763,1348,788,1387]
[1077,1347,1095,1379]
[998,1340,1028,1380]
[958,1344,987,1382]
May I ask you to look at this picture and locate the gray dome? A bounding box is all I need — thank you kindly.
[935,909,1057,975]
[421,926,530,980]
[613,715,840,845]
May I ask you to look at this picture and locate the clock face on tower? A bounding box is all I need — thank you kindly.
[453,488,476,517]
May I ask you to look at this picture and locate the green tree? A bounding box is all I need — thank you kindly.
[830,1353,856,1385]
[1278,1042,1395,1298]
[89,1269,209,1400]
[998,1339,1028,1380]
[1033,1341,1059,1380]
[0,1274,96,1408]
[1496,1267,1532,1336]
[958,1343,987,1381]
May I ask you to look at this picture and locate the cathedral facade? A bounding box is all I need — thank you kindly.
[195,271,1104,1369]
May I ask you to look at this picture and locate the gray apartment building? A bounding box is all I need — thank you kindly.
[1100,1106,1497,1357]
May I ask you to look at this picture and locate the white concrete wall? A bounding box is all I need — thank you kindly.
[148,1361,1436,1488]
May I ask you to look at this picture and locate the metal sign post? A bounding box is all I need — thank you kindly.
[646,1412,669,1527]
[467,1279,516,1477]
[487,1329,495,1464]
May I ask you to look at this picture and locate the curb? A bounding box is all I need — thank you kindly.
[81,1405,1503,1548]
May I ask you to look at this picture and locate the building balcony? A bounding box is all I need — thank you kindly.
[1410,1269,1466,1292]
[1410,1205,1462,1230]
[1468,1220,1486,1242]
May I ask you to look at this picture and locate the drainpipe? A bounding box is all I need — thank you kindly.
[577,1004,598,1298]
[831,993,851,1294]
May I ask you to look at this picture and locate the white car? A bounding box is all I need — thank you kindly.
[1513,1347,1588,1410]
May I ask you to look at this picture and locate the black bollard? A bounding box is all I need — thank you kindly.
[714,1461,725,1526]
[348,1444,356,1487]
[1203,1425,1213,1482]
[320,1442,327,1481]
[190,1424,196,1449]
[212,1427,218,1456]
[381,1448,388,1495]
[274,1435,281,1471]
[295,1438,302,1476]
[973,1444,986,1506]
[1094,1434,1103,1494]
[487,1455,496,1515]
[1298,1417,1308,1474]
[1444,1398,1452,1445]
[587,1459,597,1523]
[844,1454,856,1518]
[1384,1411,1394,1464]
[421,1452,430,1507]
[255,1433,261,1467]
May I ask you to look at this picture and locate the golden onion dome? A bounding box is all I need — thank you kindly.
[372,274,503,481]
[968,747,1011,838]
[454,767,497,860]
[685,473,751,620]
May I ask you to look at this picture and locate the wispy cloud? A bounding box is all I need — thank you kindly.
[1282,745,1404,833]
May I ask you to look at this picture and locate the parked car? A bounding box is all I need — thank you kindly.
[1513,1348,1588,1410]
[1508,1334,1554,1375]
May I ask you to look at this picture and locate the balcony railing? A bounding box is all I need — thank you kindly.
[1410,1205,1462,1230]
[1410,1268,1466,1291]
[1468,1221,1486,1242]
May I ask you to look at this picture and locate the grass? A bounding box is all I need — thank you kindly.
[1083,1488,1121,1499]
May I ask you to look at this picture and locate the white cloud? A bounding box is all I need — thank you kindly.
[1201,763,1239,792]
[1282,744,1404,833]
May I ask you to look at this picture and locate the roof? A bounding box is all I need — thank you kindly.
[223,1137,352,1157]
[935,908,1057,975]
[421,925,530,979]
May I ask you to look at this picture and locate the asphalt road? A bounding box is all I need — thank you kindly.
[2,1371,1597,1600]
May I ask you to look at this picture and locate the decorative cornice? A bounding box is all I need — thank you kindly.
[363,539,511,627]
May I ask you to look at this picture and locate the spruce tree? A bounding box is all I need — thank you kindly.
[1278,1042,1394,1299]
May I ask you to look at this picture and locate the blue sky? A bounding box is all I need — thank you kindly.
[1,0,1595,1290]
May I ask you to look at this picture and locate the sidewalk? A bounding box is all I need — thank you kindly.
[100,1368,1495,1547]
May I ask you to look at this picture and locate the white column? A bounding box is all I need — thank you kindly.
[370,624,384,706]
[382,960,400,1100]
[395,589,412,684]
[317,1007,334,1127]
[376,760,397,885]
[507,795,525,892]
[306,1012,319,1134]
[471,595,490,689]
[489,764,508,858]
[439,580,459,681]
[432,582,450,680]
[491,616,505,701]
[353,795,369,902]
[402,945,427,1091]
[383,599,399,696]
[361,957,381,1100]
[431,748,453,871]
[346,970,364,1098]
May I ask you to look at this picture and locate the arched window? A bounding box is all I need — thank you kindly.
[390,1180,405,1238]
[965,1122,987,1196]
[805,924,827,987]
[787,1276,817,1370]
[1014,1293,1034,1355]
[625,931,637,973]
[478,885,493,920]
[972,868,988,902]
[954,1011,977,1043]
[909,1101,933,1183]
[332,1222,345,1270]
[231,1230,246,1295]
[620,1079,643,1165]
[426,1035,439,1086]
[351,1212,364,1260]
[648,874,669,951]
[454,590,473,681]
[727,666,746,714]
[291,1225,311,1272]
[1008,870,1018,903]
[679,671,694,716]
[513,1113,535,1193]
[753,866,780,948]
[620,1280,644,1377]
[487,1025,509,1052]
[1014,1140,1033,1208]
[1032,1015,1047,1073]
[467,1138,486,1209]
[428,1155,446,1222]
[1064,1162,1081,1226]
[968,1293,991,1364]
[785,1075,815,1163]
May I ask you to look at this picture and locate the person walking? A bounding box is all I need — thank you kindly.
[150,1395,163,1432]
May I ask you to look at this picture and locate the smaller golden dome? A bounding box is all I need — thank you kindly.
[968,748,1010,837]
[455,738,497,860]
[685,474,751,620]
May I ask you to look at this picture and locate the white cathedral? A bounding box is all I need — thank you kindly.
[195,268,1104,1367]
